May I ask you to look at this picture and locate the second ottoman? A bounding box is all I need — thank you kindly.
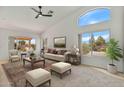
[51,62,71,79]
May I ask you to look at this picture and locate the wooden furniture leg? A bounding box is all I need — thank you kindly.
[23,59,25,67]
[31,63,34,70]
[43,60,45,68]
[49,80,51,86]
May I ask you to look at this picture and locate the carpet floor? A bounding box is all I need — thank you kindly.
[2,60,124,87]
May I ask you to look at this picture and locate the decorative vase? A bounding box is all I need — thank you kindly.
[107,64,117,74]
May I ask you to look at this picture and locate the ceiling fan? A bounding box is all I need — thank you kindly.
[31,6,54,18]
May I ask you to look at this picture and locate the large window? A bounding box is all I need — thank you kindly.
[81,30,110,56]
[78,8,111,27]
[15,38,36,52]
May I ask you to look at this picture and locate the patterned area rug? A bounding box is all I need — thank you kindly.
[2,60,124,87]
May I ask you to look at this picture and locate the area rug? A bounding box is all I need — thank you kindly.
[2,60,124,87]
[2,60,54,87]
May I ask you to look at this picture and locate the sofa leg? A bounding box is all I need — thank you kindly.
[50,69,52,75]
[25,80,28,87]
[69,69,71,74]
[49,80,51,87]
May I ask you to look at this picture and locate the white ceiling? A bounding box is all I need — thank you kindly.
[0,6,81,34]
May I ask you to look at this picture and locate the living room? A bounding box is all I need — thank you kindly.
[0,6,124,87]
[41,6,124,72]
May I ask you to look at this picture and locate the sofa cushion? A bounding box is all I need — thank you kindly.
[44,53,65,62]
[57,50,67,55]
[61,50,67,55]
[47,48,57,54]
[47,48,51,53]
[57,50,61,55]
[52,49,57,54]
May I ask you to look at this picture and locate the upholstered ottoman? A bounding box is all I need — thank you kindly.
[51,62,71,79]
[25,68,51,87]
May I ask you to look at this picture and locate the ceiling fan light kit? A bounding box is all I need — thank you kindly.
[31,6,54,19]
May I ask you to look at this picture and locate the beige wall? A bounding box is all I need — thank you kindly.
[41,6,124,72]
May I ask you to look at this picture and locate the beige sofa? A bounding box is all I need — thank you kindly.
[43,49,67,62]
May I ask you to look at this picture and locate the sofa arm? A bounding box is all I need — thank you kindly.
[64,52,71,62]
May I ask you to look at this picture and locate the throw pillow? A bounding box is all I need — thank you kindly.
[53,49,57,54]
[61,50,67,55]
[47,48,52,53]
[57,50,61,55]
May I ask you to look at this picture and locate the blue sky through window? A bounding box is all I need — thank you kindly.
[82,33,91,44]
[31,39,36,44]
[78,8,110,27]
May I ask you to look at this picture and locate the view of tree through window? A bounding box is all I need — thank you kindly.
[14,38,36,52]
[78,8,110,27]
[82,30,110,56]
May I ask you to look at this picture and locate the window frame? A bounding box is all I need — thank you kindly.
[77,7,111,27]
[81,29,111,57]
[14,38,37,51]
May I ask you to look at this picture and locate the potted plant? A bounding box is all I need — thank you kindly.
[106,38,123,74]
[30,52,36,60]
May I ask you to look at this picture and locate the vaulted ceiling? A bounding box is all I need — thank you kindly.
[0,6,81,33]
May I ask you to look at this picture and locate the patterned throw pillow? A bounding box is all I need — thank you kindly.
[50,49,54,54]
[53,49,57,54]
[57,50,67,55]
[47,48,52,53]
[61,50,67,55]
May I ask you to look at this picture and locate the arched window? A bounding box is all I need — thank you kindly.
[78,8,111,27]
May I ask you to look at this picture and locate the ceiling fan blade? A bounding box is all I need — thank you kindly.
[35,14,40,18]
[42,14,52,17]
[48,10,53,14]
[31,8,39,13]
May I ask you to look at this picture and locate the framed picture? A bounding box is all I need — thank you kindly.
[54,37,66,48]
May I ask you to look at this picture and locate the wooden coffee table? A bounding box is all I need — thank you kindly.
[23,57,45,69]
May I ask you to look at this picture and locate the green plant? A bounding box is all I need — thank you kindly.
[106,38,123,65]
[82,43,90,54]
[30,52,35,57]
